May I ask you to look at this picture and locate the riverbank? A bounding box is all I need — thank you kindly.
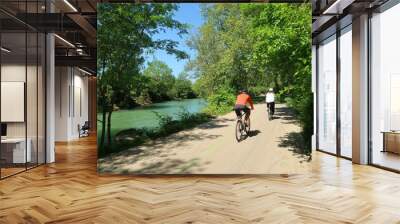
[99,111,212,158]
[98,98,208,157]
[98,99,206,135]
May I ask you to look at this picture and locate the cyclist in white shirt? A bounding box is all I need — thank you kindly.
[265,88,275,116]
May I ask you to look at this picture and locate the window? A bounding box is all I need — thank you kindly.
[317,35,337,154]
[339,26,352,158]
[0,2,46,179]
[370,3,400,171]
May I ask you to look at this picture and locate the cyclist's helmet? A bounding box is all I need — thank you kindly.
[239,89,247,94]
[269,88,273,92]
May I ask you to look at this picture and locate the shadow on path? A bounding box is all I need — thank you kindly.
[133,158,203,174]
[278,132,311,163]
[274,106,298,125]
[197,118,232,130]
[248,130,261,137]
[98,126,223,174]
[238,129,261,142]
[100,157,205,174]
[272,105,311,163]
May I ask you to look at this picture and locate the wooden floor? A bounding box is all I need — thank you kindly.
[0,167,26,178]
[1,136,400,223]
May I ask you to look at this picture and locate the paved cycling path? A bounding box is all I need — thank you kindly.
[98,103,310,174]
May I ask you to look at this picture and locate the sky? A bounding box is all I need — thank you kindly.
[143,3,204,77]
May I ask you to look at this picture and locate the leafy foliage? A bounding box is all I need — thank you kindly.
[203,88,236,115]
[173,73,196,99]
[141,61,196,104]
[189,3,312,152]
[97,3,189,151]
[143,60,176,102]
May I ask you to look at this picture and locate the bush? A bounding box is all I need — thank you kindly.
[204,88,236,115]
[248,86,267,97]
[296,93,313,155]
[135,91,152,105]
[285,91,313,155]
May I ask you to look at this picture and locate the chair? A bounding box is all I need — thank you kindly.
[78,121,90,138]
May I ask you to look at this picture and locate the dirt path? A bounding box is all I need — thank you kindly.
[98,103,310,174]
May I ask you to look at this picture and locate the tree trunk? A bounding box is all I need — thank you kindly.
[274,74,280,92]
[99,59,106,148]
[100,105,106,147]
[106,110,113,146]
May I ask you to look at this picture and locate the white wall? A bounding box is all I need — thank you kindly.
[55,66,69,141]
[1,65,26,139]
[1,63,46,164]
[0,65,41,138]
[72,72,89,138]
[1,82,25,122]
[55,67,89,141]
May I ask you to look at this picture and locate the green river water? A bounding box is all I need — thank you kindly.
[97,98,207,137]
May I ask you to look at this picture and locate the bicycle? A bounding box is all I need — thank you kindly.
[235,111,251,142]
[267,103,273,121]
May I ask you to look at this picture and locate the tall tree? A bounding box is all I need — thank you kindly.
[143,60,175,101]
[97,3,188,151]
[174,72,195,99]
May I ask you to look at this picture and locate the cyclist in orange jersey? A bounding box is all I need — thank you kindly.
[234,90,254,120]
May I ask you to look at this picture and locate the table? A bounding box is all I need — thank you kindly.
[1,138,31,164]
[382,131,400,154]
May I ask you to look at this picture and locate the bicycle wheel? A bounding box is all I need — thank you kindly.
[235,120,243,141]
[268,107,272,120]
[244,117,251,134]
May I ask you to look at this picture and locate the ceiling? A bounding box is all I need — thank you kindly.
[0,0,97,74]
[312,0,391,43]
